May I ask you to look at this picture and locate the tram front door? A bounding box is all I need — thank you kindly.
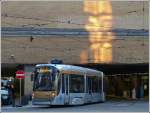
[64,75,69,104]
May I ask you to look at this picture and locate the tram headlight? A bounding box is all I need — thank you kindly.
[51,92,56,97]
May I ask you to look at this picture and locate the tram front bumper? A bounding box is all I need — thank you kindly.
[32,98,51,105]
[32,91,57,105]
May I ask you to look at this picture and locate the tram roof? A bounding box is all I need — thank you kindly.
[36,64,103,75]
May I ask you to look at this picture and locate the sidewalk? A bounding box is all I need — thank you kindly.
[2,97,32,108]
[2,101,32,109]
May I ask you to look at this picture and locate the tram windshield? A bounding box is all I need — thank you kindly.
[33,66,56,91]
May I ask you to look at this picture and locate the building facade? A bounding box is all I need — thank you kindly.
[1,1,149,99]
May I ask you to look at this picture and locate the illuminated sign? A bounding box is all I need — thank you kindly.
[37,67,52,73]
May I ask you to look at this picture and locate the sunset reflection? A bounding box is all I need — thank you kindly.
[80,0,113,63]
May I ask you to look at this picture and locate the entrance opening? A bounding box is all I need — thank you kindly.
[75,63,149,100]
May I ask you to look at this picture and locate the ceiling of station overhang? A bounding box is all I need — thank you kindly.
[1,63,149,76]
[75,63,149,75]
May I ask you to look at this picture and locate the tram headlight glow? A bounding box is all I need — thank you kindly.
[51,92,56,97]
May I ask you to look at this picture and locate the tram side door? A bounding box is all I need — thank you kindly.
[87,76,93,102]
[64,75,70,104]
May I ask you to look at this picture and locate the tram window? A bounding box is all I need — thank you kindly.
[57,77,61,94]
[87,76,92,93]
[96,77,99,92]
[70,74,84,93]
[92,77,99,92]
[62,75,65,93]
[99,77,102,93]
[86,77,89,93]
[66,76,69,94]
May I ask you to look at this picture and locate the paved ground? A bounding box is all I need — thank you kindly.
[1,100,149,112]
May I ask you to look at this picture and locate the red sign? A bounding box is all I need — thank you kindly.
[16,70,25,79]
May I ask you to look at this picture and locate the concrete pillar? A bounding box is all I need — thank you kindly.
[24,65,35,98]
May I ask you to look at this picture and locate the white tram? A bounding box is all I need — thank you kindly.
[32,64,105,105]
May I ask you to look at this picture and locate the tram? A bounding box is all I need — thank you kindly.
[32,63,105,105]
